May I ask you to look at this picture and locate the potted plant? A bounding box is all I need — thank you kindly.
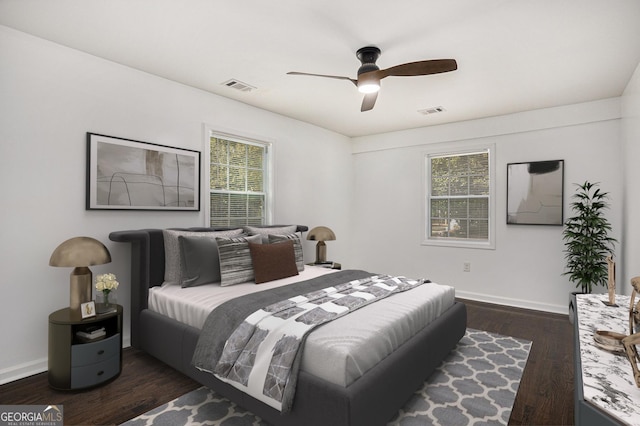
[563,181,617,320]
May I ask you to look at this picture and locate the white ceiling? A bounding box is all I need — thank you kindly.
[1,0,639,137]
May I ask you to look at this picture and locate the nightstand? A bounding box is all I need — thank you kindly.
[48,305,122,390]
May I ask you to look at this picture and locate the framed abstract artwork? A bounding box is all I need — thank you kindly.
[86,133,200,211]
[507,160,564,225]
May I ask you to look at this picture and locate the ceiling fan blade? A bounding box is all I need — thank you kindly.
[287,71,357,86]
[376,59,458,79]
[361,92,378,112]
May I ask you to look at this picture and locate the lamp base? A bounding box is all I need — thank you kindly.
[70,267,92,313]
[315,241,327,264]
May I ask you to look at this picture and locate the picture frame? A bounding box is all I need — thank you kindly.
[86,133,201,211]
[507,160,564,225]
[80,301,96,319]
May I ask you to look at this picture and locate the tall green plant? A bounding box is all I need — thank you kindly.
[562,181,617,293]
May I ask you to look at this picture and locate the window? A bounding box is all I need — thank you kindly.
[424,146,494,248]
[208,134,271,227]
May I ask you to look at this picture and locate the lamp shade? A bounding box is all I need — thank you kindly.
[49,237,111,267]
[50,237,111,313]
[307,226,336,242]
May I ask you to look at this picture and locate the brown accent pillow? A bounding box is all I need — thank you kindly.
[249,240,299,284]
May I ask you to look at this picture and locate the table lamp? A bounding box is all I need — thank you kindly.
[307,226,336,264]
[49,237,111,312]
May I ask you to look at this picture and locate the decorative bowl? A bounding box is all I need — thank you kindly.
[593,330,626,353]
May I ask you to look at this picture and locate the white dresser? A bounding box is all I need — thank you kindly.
[574,294,640,425]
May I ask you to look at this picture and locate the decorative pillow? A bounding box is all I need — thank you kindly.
[244,225,297,243]
[216,234,263,286]
[163,228,243,284]
[178,236,222,287]
[249,240,299,284]
[268,233,305,272]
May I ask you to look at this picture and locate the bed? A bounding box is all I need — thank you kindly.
[109,225,467,426]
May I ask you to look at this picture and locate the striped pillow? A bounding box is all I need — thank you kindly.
[244,225,298,243]
[216,235,263,286]
[163,228,244,284]
[268,233,305,272]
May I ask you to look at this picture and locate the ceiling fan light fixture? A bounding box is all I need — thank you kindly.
[358,82,380,94]
[357,73,380,94]
[287,46,457,111]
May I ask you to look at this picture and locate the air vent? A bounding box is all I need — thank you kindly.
[418,106,446,115]
[222,79,256,93]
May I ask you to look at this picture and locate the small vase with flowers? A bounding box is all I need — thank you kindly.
[95,273,119,313]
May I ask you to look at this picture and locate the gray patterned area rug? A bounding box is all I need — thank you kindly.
[121,329,531,426]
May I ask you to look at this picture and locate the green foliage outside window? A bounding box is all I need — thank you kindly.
[429,151,490,240]
[210,137,266,226]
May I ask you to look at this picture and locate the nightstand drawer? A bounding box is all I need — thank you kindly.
[70,355,120,389]
[71,334,120,367]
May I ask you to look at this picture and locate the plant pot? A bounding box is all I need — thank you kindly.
[568,291,583,324]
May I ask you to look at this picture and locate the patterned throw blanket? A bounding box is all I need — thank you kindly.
[192,270,427,412]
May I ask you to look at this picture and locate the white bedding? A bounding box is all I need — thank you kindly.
[149,266,455,386]
[149,266,338,328]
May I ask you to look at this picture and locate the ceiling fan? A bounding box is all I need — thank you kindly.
[287,46,457,112]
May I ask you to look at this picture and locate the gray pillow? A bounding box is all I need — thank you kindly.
[216,234,263,286]
[178,236,221,287]
[163,228,243,284]
[268,233,305,272]
[244,225,297,243]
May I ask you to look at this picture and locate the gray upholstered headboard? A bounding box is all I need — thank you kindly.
[109,225,308,346]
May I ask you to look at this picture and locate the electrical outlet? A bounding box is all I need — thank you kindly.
[463,262,471,272]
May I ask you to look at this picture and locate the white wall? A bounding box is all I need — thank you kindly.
[622,62,640,295]
[1,22,636,384]
[350,99,624,314]
[0,26,352,383]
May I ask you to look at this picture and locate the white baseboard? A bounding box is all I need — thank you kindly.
[0,358,47,385]
[456,290,569,315]
[0,336,132,386]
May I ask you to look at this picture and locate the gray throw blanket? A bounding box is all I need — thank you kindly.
[192,270,427,412]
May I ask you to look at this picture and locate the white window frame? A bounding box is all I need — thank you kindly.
[422,144,496,250]
[203,126,274,227]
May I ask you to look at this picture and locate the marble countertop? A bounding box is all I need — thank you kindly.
[576,294,640,425]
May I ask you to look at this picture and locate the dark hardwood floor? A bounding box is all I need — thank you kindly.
[0,299,574,425]
[463,299,574,426]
